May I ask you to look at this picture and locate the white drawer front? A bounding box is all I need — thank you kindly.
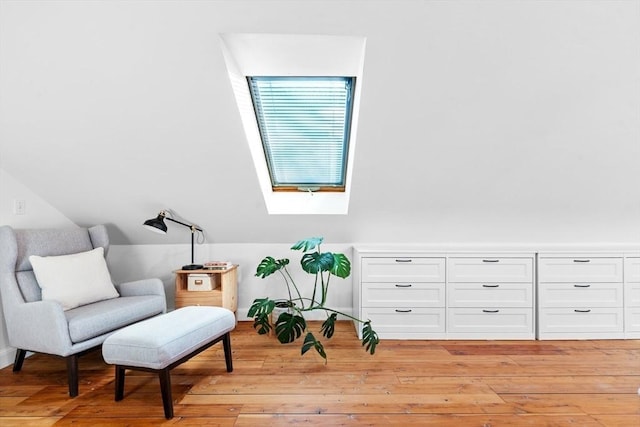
[626,282,640,307]
[538,257,623,283]
[538,283,623,308]
[539,308,624,333]
[361,307,445,335]
[362,282,445,307]
[362,257,445,282]
[447,283,533,308]
[625,257,640,283]
[447,258,533,283]
[447,308,533,333]
[625,307,640,332]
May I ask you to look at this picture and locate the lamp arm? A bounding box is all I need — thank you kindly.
[164,216,203,233]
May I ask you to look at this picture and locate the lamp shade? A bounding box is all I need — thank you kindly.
[143,214,168,234]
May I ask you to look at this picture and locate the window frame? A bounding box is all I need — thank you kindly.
[247,75,356,192]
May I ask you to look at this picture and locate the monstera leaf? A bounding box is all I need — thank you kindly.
[275,312,307,344]
[301,332,327,360]
[330,253,351,278]
[291,237,323,252]
[362,321,379,355]
[255,257,289,278]
[300,252,335,274]
[320,313,338,339]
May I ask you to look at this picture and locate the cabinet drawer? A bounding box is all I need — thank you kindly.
[625,307,640,332]
[625,257,640,283]
[447,308,533,334]
[626,283,640,307]
[539,308,624,334]
[447,283,532,308]
[538,283,623,308]
[361,307,445,338]
[362,282,444,307]
[538,257,623,283]
[361,257,445,282]
[447,258,533,283]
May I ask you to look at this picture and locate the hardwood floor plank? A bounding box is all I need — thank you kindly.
[233,414,605,426]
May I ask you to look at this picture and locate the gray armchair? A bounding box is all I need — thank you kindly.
[0,225,167,397]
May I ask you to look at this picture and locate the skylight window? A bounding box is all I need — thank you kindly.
[220,33,366,214]
[248,76,355,192]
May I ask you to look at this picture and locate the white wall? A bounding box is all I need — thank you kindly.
[107,243,354,318]
[1,0,638,246]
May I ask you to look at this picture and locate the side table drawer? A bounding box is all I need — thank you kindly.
[447,258,533,283]
[362,257,445,282]
[538,283,623,308]
[447,282,532,308]
[538,257,623,283]
[362,282,445,307]
[447,308,533,334]
[362,307,445,338]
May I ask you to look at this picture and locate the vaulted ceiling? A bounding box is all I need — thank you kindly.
[1,0,639,245]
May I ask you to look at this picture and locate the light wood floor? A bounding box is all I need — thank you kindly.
[0,321,638,426]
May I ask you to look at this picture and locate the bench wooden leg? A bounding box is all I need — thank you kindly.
[223,333,233,372]
[158,368,173,419]
[115,366,125,401]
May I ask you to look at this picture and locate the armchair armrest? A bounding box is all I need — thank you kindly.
[116,278,165,298]
[7,300,74,355]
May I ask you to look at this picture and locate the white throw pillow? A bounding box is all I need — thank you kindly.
[30,247,120,311]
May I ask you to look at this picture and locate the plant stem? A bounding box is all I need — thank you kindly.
[282,266,305,309]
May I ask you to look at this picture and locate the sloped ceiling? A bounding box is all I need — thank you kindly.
[1,0,639,245]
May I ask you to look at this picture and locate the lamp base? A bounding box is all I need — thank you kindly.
[182,264,203,270]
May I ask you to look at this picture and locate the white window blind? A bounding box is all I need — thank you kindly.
[248,76,355,191]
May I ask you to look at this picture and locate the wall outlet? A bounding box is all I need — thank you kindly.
[13,199,26,215]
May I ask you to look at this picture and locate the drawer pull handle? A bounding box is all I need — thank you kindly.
[482,309,499,313]
[395,284,412,288]
[574,309,591,313]
[573,259,591,263]
[482,259,499,263]
[395,259,412,263]
[482,284,499,288]
[574,284,591,288]
[195,280,203,285]
[395,309,412,313]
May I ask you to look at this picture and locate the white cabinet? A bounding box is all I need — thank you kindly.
[447,257,535,339]
[538,255,625,339]
[354,248,637,341]
[353,250,534,340]
[358,256,446,339]
[624,256,640,338]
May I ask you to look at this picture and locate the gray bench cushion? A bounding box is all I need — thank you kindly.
[102,306,235,370]
[65,295,166,343]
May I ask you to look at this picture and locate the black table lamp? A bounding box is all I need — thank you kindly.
[143,210,203,270]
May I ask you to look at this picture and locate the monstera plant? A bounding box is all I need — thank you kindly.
[248,237,379,361]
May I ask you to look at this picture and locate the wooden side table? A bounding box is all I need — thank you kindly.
[174,266,238,313]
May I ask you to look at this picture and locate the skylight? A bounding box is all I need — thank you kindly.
[220,33,366,214]
[247,76,355,192]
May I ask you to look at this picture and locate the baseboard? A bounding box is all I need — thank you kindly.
[237,306,354,322]
[0,346,16,369]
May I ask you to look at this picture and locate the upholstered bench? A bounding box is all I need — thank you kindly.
[102,306,235,419]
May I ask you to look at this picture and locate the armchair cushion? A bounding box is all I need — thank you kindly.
[65,295,166,343]
[30,247,119,311]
